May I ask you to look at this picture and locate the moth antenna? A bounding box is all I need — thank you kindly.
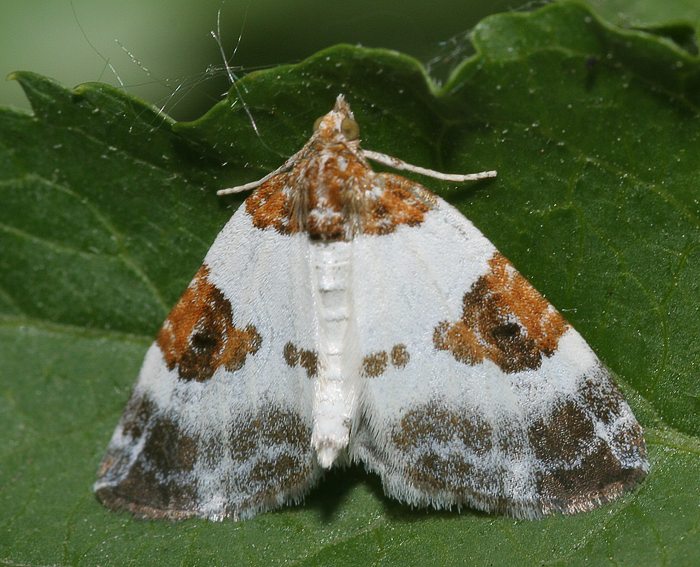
[362,150,497,182]
[217,148,306,195]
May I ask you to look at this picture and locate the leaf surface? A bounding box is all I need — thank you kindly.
[1,3,698,566]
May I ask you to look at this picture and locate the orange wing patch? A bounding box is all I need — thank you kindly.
[245,173,299,235]
[433,253,568,373]
[157,265,262,382]
[361,174,431,236]
[244,152,433,241]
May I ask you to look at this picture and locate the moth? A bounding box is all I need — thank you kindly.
[95,96,648,520]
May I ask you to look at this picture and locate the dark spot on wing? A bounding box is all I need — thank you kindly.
[283,341,319,378]
[528,400,595,463]
[433,253,569,373]
[157,265,261,382]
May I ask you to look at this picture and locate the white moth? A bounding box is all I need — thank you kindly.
[94,96,647,521]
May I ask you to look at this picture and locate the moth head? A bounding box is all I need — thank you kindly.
[313,94,361,144]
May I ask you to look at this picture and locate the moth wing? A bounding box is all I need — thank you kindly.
[349,179,648,518]
[95,202,321,520]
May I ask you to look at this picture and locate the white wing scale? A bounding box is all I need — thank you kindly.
[348,195,647,518]
[95,208,322,520]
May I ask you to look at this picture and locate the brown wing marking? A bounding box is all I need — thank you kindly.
[96,399,318,520]
[434,252,569,373]
[156,265,261,382]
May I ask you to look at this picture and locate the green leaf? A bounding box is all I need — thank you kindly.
[587,0,700,45]
[1,2,698,565]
